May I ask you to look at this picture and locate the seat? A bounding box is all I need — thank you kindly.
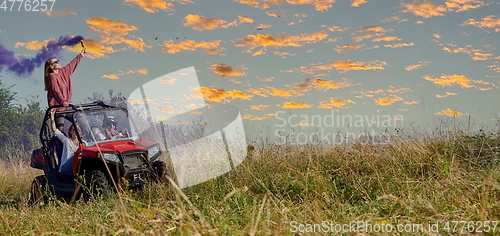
[49,136,64,170]
[91,126,104,141]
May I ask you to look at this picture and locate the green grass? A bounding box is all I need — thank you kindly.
[0,131,499,235]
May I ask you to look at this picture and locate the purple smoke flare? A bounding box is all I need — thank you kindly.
[0,35,84,77]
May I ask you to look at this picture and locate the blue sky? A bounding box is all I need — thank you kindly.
[0,0,499,142]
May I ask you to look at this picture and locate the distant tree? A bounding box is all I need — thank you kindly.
[0,82,17,142]
[85,90,128,108]
[0,81,44,157]
[18,96,45,148]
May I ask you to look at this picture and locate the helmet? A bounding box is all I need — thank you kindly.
[102,116,116,127]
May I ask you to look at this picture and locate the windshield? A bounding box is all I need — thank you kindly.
[74,108,138,146]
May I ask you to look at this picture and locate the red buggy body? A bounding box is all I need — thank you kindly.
[28,102,166,204]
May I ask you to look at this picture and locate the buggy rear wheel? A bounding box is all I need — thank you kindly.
[28,175,49,206]
[82,169,113,201]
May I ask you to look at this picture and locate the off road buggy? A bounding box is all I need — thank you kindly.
[28,102,166,204]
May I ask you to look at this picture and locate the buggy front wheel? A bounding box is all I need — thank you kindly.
[82,169,113,201]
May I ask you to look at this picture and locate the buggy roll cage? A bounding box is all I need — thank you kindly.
[39,101,126,151]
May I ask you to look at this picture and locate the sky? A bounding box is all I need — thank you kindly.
[0,0,499,144]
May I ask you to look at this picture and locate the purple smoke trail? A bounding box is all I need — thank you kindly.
[0,35,84,77]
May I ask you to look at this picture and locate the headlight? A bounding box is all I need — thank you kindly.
[147,145,160,158]
[102,153,118,162]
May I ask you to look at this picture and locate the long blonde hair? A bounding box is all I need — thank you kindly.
[44,57,56,91]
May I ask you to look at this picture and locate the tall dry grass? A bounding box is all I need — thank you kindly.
[0,128,499,235]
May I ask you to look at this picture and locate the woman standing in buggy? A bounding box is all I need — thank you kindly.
[44,46,85,131]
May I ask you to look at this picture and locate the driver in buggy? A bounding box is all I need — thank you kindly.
[93,116,129,141]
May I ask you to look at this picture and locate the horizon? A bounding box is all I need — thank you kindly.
[0,0,499,144]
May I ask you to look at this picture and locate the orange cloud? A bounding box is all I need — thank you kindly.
[210,64,246,77]
[183,14,253,31]
[248,86,304,97]
[183,14,226,30]
[294,78,358,91]
[287,0,335,11]
[234,0,334,11]
[73,38,116,59]
[325,25,349,32]
[205,49,225,55]
[234,31,329,55]
[250,105,271,110]
[196,87,253,102]
[423,74,494,89]
[163,39,224,54]
[102,68,148,80]
[256,23,272,29]
[267,86,303,97]
[296,122,320,126]
[402,1,447,18]
[435,108,463,117]
[384,42,414,48]
[242,114,272,120]
[372,36,401,42]
[350,86,410,98]
[238,15,254,23]
[15,39,52,50]
[124,0,193,13]
[445,0,489,12]
[325,60,388,72]
[441,44,494,61]
[381,15,408,23]
[265,10,284,17]
[403,101,420,105]
[436,92,458,98]
[354,25,389,33]
[318,99,355,108]
[350,0,367,7]
[273,51,296,58]
[281,102,312,109]
[432,33,442,42]
[156,105,177,114]
[129,97,160,105]
[294,60,387,74]
[257,76,275,82]
[402,0,489,18]
[235,0,285,10]
[351,87,411,101]
[124,0,174,12]
[87,17,137,36]
[334,44,362,53]
[375,95,403,106]
[350,27,390,42]
[14,37,115,59]
[405,61,431,70]
[265,10,308,25]
[352,33,384,42]
[462,15,500,31]
[86,17,149,52]
[160,76,178,85]
[488,62,500,73]
[365,89,384,94]
[387,86,411,94]
[43,9,77,17]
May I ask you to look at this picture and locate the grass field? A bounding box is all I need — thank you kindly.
[0,129,499,235]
